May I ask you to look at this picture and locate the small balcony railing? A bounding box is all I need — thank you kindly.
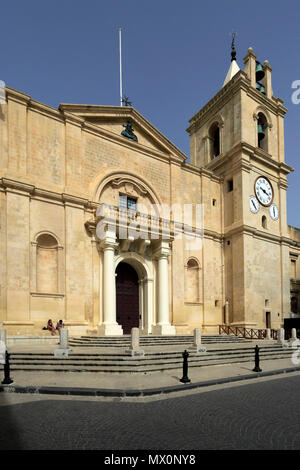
[96,203,174,240]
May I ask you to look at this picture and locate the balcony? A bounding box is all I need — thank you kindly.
[87,203,175,241]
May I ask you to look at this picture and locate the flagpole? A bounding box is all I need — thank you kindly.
[118,27,123,106]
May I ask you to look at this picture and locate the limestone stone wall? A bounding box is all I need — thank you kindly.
[0,74,298,336]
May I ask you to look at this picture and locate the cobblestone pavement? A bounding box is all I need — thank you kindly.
[0,374,300,450]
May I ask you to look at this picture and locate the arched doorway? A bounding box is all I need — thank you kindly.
[116,262,139,334]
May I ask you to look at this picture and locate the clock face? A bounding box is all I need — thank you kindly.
[269,204,279,221]
[250,196,260,214]
[254,177,273,207]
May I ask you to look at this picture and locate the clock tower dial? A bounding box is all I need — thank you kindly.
[254,176,273,207]
[249,196,259,214]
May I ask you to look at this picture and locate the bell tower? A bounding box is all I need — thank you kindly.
[187,42,293,329]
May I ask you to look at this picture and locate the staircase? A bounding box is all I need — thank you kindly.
[8,338,298,374]
[68,334,251,348]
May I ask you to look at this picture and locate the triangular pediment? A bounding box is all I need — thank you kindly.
[58,104,187,162]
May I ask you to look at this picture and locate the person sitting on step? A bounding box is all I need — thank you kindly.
[56,320,64,332]
[47,319,56,336]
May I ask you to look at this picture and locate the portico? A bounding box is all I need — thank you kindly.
[96,204,176,336]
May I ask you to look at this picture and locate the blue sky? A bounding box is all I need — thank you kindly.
[1,0,299,227]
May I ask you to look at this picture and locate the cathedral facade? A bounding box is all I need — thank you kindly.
[0,47,299,336]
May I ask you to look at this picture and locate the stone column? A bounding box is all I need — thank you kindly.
[126,327,145,357]
[98,236,123,336]
[265,328,271,340]
[152,242,176,336]
[144,278,153,335]
[138,279,144,330]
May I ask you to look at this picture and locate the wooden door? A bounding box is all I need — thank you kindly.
[116,262,139,334]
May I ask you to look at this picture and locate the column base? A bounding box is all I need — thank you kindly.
[152,324,176,336]
[97,323,123,336]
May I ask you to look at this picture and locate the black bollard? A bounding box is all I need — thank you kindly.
[252,345,262,373]
[2,350,13,385]
[180,349,191,383]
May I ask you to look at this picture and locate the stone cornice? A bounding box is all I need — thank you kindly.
[5,87,31,105]
[6,87,64,123]
[5,86,187,166]
[204,141,293,177]
[182,162,222,183]
[186,71,249,133]
[81,119,181,166]
[0,178,35,195]
[59,103,187,163]
[0,178,95,210]
[224,224,293,246]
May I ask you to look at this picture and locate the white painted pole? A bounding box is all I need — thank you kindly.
[119,27,123,106]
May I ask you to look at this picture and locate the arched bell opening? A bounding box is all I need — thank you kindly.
[209,122,220,159]
[257,112,268,152]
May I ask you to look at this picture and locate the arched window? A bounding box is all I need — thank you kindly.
[36,233,59,293]
[257,112,268,152]
[262,215,267,229]
[185,258,200,303]
[209,122,220,159]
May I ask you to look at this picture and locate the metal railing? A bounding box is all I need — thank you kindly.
[218,325,278,340]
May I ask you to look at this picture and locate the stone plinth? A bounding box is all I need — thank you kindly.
[126,328,145,357]
[189,328,207,354]
[0,329,6,347]
[54,328,72,358]
[0,340,6,365]
[277,328,285,344]
[289,328,300,349]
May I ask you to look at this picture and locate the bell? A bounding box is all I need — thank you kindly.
[256,62,265,82]
[259,84,266,95]
[258,123,265,141]
[256,82,266,95]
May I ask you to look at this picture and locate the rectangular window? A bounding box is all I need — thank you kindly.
[291,259,296,279]
[119,194,137,211]
[228,180,233,192]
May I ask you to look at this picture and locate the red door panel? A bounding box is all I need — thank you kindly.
[116,262,139,334]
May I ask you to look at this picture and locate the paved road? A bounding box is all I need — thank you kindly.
[0,375,299,450]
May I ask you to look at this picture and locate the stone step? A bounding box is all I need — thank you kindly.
[8,347,295,373]
[68,336,251,347]
[9,352,296,373]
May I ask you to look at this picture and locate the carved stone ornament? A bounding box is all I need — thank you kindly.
[121,121,138,142]
[111,178,148,198]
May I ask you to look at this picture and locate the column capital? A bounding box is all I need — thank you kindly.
[99,237,119,251]
[153,240,171,259]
